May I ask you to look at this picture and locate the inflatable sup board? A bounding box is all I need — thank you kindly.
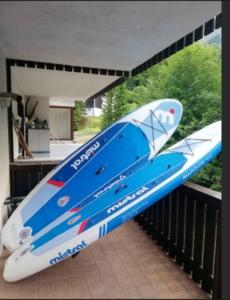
[3,121,221,282]
[1,99,183,252]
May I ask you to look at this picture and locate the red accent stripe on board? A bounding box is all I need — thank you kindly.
[69,207,81,213]
[47,179,65,187]
[78,220,88,234]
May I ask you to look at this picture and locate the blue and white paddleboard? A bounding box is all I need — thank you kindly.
[3,121,221,282]
[1,99,183,253]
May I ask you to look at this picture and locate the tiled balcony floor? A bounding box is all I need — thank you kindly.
[0,221,209,299]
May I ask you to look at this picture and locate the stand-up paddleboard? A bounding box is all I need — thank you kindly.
[3,121,221,282]
[1,99,183,253]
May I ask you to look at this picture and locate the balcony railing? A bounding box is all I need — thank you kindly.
[9,162,221,298]
[134,182,221,299]
[10,162,57,198]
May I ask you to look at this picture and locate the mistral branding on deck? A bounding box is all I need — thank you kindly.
[70,142,100,171]
[49,240,87,265]
[107,186,149,214]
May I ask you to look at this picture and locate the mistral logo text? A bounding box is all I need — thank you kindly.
[49,241,87,265]
[107,186,149,214]
[154,109,175,125]
[71,142,100,170]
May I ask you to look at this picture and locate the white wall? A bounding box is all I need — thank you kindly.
[27,96,49,123]
[11,78,24,159]
[11,76,50,158]
[0,49,10,226]
[49,97,75,108]
[26,96,50,152]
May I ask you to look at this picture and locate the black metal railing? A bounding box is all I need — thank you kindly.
[134,182,221,299]
[9,163,221,298]
[10,162,58,197]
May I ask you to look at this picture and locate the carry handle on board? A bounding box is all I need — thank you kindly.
[71,251,80,259]
[96,166,106,175]
[115,184,128,194]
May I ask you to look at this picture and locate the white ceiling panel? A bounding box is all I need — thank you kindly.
[0,1,220,70]
[11,66,119,100]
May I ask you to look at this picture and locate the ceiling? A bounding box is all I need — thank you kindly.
[0,1,221,100]
[0,1,220,70]
[11,66,119,100]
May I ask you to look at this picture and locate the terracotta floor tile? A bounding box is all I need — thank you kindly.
[166,279,186,293]
[189,288,210,299]
[19,293,39,299]
[145,272,162,285]
[117,276,136,289]
[72,286,91,299]
[103,281,121,293]
[84,270,99,282]
[171,269,192,282]
[158,290,178,299]
[113,268,130,279]
[131,275,149,287]
[123,287,142,299]
[138,285,159,299]
[39,268,55,283]
[181,277,203,291]
[0,221,210,299]
[151,282,172,293]
[106,289,124,299]
[87,279,106,296]
[70,273,88,287]
[21,284,39,297]
[158,270,177,281]
[96,260,112,272]
[139,265,154,275]
[38,285,56,299]
[82,264,98,274]
[69,267,86,279]
[172,289,194,299]
[54,266,70,280]
[99,268,117,281]
[109,258,124,268]
[71,279,89,291]
[55,279,74,299]
[90,292,111,299]
[127,266,143,277]
[141,261,164,273]
[0,288,22,299]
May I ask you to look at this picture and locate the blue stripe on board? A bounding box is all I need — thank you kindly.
[81,155,187,231]
[49,122,126,183]
[21,122,123,223]
[21,100,183,225]
[30,152,186,252]
[105,142,222,236]
[30,142,221,255]
[21,185,59,223]
[25,122,150,236]
[70,154,149,211]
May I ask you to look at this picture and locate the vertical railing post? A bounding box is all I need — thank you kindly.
[213,212,221,299]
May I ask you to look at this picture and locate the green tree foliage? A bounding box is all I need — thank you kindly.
[102,42,221,191]
[74,101,86,130]
[101,91,115,129]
